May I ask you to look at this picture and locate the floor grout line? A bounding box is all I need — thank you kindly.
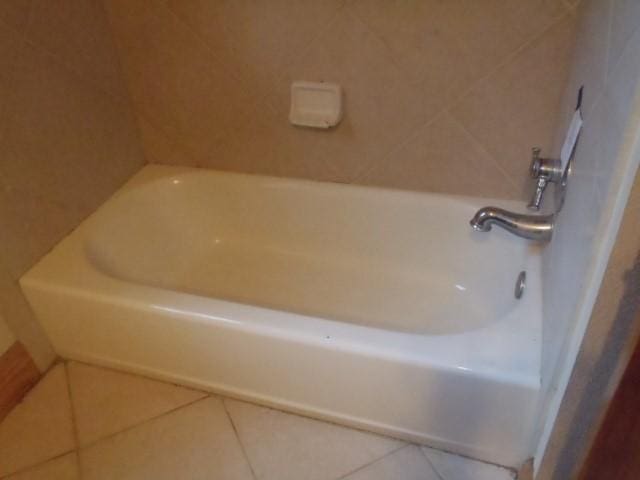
[221,398,259,480]
[5,361,515,479]
[0,361,72,479]
[74,393,211,451]
[418,447,446,480]
[335,443,408,480]
[0,449,77,480]
[63,362,84,480]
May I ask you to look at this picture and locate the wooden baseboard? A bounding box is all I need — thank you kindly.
[0,341,40,422]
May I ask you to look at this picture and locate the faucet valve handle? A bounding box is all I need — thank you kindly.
[528,177,548,211]
[529,147,542,178]
[527,147,562,211]
[529,147,562,182]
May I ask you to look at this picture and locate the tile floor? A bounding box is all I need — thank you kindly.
[0,362,517,480]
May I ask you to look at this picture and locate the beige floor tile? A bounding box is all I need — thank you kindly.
[80,397,253,480]
[4,453,79,480]
[0,364,75,477]
[67,362,207,446]
[342,445,440,480]
[421,447,515,480]
[224,398,404,480]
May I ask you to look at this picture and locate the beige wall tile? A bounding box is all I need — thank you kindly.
[0,172,84,280]
[0,2,145,372]
[558,0,612,128]
[359,112,519,198]
[168,0,344,102]
[440,0,568,71]
[0,44,143,276]
[105,0,258,164]
[111,1,577,201]
[608,0,640,74]
[451,15,576,197]
[27,0,128,97]
[268,9,431,182]
[349,0,566,110]
[347,0,479,113]
[136,117,196,166]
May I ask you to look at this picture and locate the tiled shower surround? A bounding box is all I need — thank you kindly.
[105,0,578,200]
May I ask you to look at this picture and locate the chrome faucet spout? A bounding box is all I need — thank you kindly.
[469,206,554,242]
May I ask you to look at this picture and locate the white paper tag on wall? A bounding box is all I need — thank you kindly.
[560,109,583,171]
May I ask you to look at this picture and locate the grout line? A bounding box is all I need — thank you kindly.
[344,3,420,86]
[270,1,349,87]
[63,362,82,451]
[77,394,211,451]
[446,111,523,197]
[0,450,77,480]
[63,362,84,480]
[447,10,574,114]
[215,394,407,446]
[73,450,82,480]
[351,108,445,185]
[422,444,518,477]
[99,0,150,168]
[65,360,212,451]
[221,398,258,480]
[352,11,573,193]
[0,363,76,479]
[161,2,265,103]
[418,447,446,480]
[124,3,267,165]
[335,444,408,480]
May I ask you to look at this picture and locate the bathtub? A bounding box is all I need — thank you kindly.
[21,165,541,466]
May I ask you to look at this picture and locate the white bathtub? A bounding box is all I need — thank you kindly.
[21,165,541,466]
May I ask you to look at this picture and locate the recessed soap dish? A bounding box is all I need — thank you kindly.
[289,81,342,129]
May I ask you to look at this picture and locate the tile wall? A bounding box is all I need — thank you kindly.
[105,0,578,200]
[0,0,146,369]
[537,0,640,465]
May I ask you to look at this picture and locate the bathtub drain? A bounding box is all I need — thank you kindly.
[515,271,526,299]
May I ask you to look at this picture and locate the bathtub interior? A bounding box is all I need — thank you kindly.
[83,169,540,336]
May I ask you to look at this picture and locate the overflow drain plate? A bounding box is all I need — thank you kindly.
[515,271,526,299]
